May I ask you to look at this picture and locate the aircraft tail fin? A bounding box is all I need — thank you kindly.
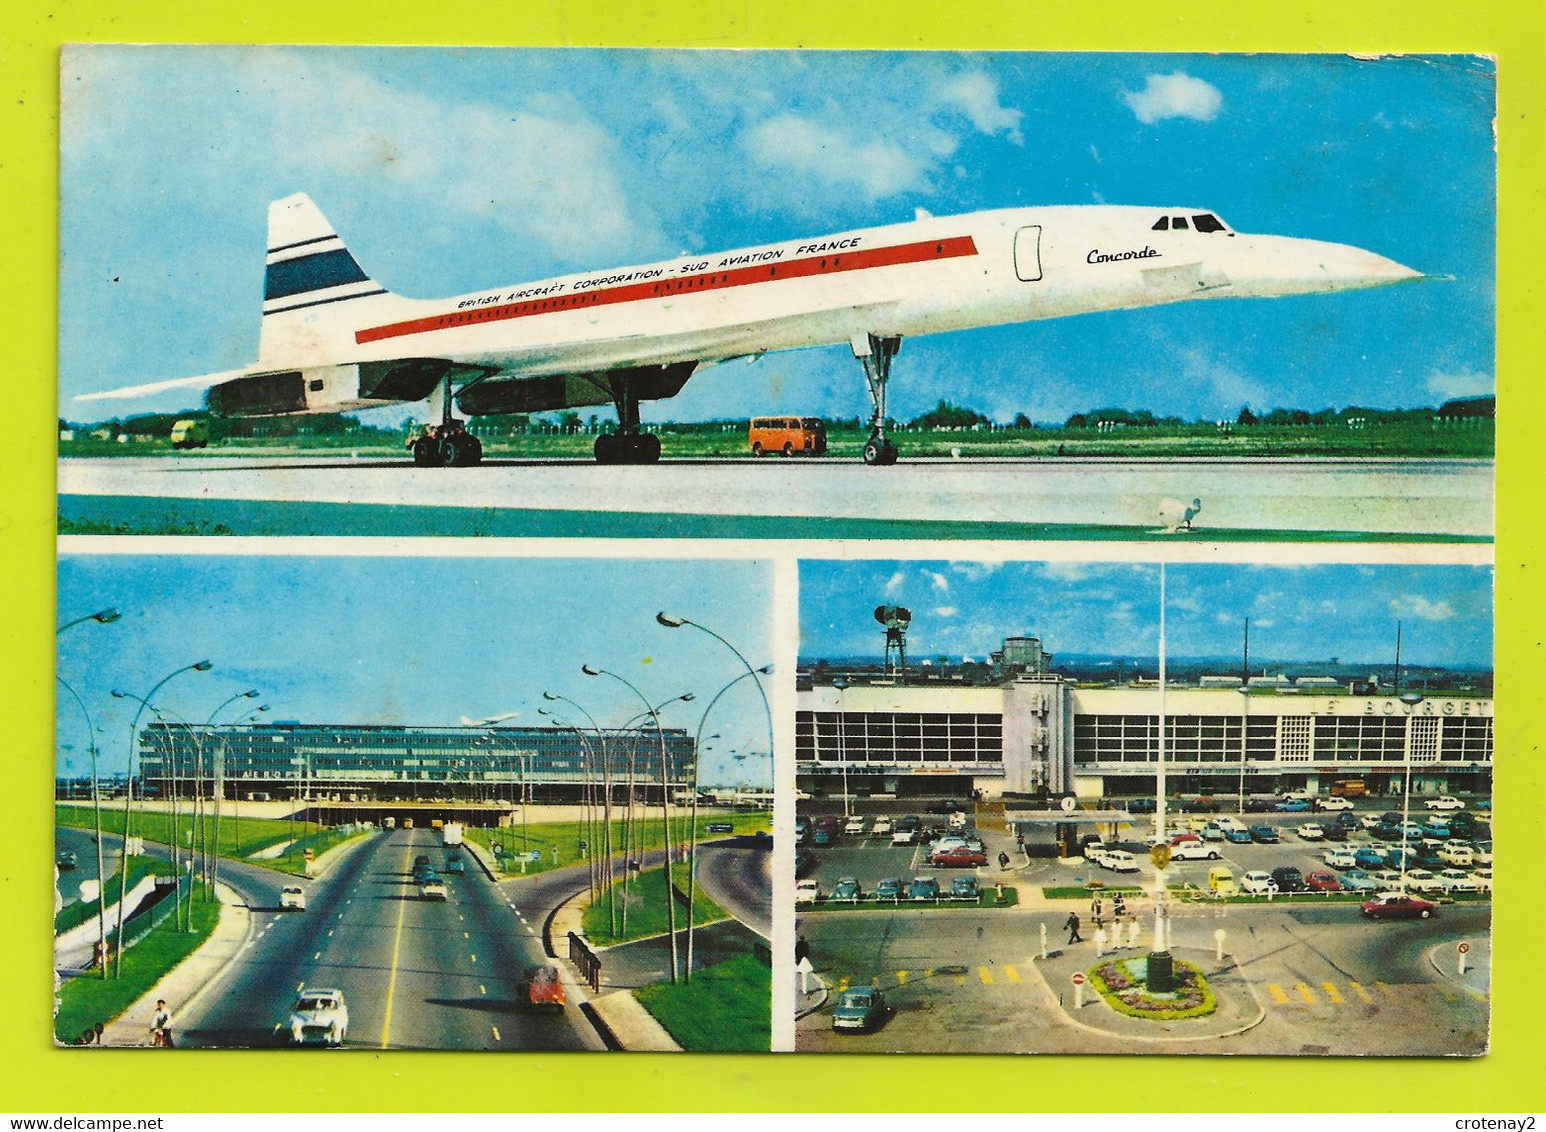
[259,193,392,366]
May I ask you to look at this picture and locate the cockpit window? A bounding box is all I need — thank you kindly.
[1151,216,1170,231]
[1172,216,1189,230]
[1193,213,1228,233]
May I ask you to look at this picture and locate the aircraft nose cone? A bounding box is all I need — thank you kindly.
[1236,236,1424,297]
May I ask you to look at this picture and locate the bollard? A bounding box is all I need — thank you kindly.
[1040,922,1048,959]
[1214,927,1226,962]
[1127,918,1140,950]
[1074,981,1083,1009]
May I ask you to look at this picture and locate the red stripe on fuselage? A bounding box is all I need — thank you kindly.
[354,235,979,345]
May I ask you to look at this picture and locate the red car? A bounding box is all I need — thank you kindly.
[1361,893,1437,920]
[1305,871,1343,892]
[929,847,988,868]
[521,964,566,1011]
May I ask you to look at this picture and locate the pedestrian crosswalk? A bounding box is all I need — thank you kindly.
[832,963,1029,994]
[1261,979,1484,1006]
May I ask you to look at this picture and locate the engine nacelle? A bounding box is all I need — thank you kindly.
[205,359,474,417]
[456,362,696,417]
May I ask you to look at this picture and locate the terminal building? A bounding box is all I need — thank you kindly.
[137,721,695,804]
[796,637,1493,803]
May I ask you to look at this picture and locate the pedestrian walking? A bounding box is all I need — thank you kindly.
[998,851,1010,870]
[1112,892,1127,921]
[1065,911,1083,944]
[1091,894,1104,927]
[794,935,811,965]
[149,1000,173,1048]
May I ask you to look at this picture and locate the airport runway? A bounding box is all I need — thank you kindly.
[58,454,1493,540]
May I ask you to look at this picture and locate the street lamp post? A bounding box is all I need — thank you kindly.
[1237,685,1251,817]
[110,695,197,930]
[684,665,772,980]
[57,677,109,977]
[583,665,680,984]
[57,608,121,635]
[833,677,851,818]
[109,660,212,976]
[538,710,599,901]
[1148,566,1173,993]
[543,693,617,935]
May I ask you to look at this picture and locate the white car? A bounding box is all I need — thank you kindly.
[1297,823,1326,841]
[890,829,916,846]
[844,816,867,835]
[1083,842,1112,866]
[1167,839,1222,862]
[1424,796,1465,811]
[1323,849,1358,869]
[1240,870,1278,895]
[1473,843,1494,866]
[1404,870,1447,894]
[795,879,820,906]
[1436,869,1479,894]
[1361,814,1387,831]
[1471,868,1493,892]
[870,818,893,836]
[947,811,968,830]
[420,880,449,901]
[1101,850,1139,873]
[279,885,306,911]
[1316,796,1355,811]
[1438,843,1475,867]
[287,988,348,1046]
[1214,816,1247,833]
[1371,869,1407,890]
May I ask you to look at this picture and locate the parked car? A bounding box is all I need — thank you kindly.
[1338,869,1379,893]
[1470,868,1493,892]
[1370,869,1407,890]
[1083,841,1112,866]
[1207,866,1237,895]
[908,876,940,902]
[831,986,887,1032]
[1304,871,1342,892]
[1101,850,1140,873]
[1270,866,1306,893]
[1353,848,1387,869]
[1126,797,1157,815]
[795,879,820,906]
[795,851,817,878]
[1298,823,1326,841]
[890,827,917,846]
[1472,841,1494,866]
[875,877,904,901]
[1224,827,1254,845]
[1361,814,1388,831]
[1424,795,1465,811]
[1199,823,1227,843]
[1323,849,1358,869]
[1403,869,1447,895]
[951,875,982,901]
[1370,822,1405,842]
[1240,871,1279,895]
[1361,893,1436,920]
[1436,869,1479,894]
[925,800,963,815]
[1248,825,1280,844]
[56,851,78,870]
[287,988,349,1046]
[870,817,893,836]
[1167,837,1222,861]
[279,885,307,911]
[1316,796,1355,811]
[844,816,867,836]
[1275,799,1312,813]
[1243,797,1276,813]
[948,811,969,830]
[520,964,566,1011]
[930,846,988,868]
[831,877,863,902]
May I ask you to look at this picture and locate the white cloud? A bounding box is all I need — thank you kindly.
[1426,368,1494,400]
[1039,562,1094,583]
[742,115,934,201]
[1123,72,1224,125]
[933,606,959,618]
[884,571,907,596]
[936,71,1023,145]
[925,570,951,593]
[1390,595,1456,622]
[949,561,1003,582]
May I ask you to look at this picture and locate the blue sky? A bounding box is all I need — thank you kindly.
[799,561,1494,670]
[59,48,1494,426]
[56,554,773,785]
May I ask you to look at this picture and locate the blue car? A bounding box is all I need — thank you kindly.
[1224,827,1254,845]
[1248,825,1280,844]
[1339,869,1379,893]
[1353,847,1386,869]
[1275,799,1312,813]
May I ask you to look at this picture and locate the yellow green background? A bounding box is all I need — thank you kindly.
[6,0,1542,1113]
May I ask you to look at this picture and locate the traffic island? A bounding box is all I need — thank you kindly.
[1031,943,1263,1045]
[1089,956,1216,1020]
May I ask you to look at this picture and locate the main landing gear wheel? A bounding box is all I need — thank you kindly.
[442,433,482,467]
[862,437,899,466]
[594,432,662,465]
[412,436,440,467]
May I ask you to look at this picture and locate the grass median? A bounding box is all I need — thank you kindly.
[464,810,770,879]
[634,951,771,1052]
[582,863,730,946]
[55,856,174,935]
[54,887,221,1044]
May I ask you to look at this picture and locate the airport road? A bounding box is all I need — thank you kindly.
[694,838,773,940]
[58,454,1493,539]
[176,828,596,1050]
[795,900,1489,1055]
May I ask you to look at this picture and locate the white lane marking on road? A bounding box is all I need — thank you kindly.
[297,982,305,992]
[526,927,535,935]
[328,930,334,937]
[464,932,470,939]
[491,1026,501,1043]
[480,985,487,995]
[469,954,477,964]
[314,951,321,960]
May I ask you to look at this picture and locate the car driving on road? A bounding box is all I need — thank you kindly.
[279,885,306,911]
[832,986,886,1032]
[287,988,349,1046]
[1424,796,1465,811]
[1362,893,1437,919]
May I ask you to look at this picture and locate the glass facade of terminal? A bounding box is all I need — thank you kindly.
[796,711,1004,766]
[138,722,694,800]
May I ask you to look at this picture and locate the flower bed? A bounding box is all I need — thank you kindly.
[1089,956,1217,1020]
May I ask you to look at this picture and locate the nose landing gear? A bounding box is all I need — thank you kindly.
[853,332,902,465]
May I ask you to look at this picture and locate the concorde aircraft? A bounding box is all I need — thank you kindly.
[78,193,1420,466]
